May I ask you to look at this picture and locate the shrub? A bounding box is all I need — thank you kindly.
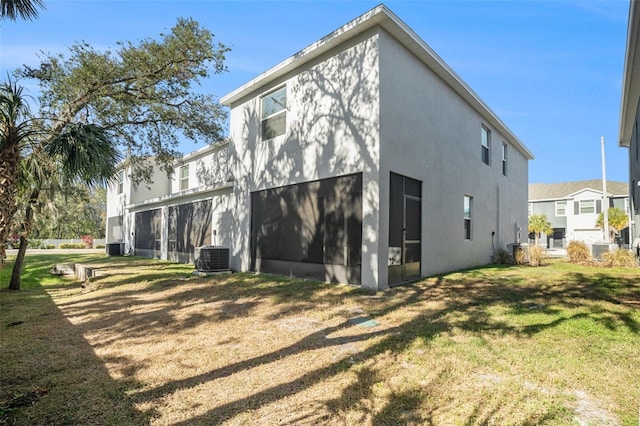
[567,241,591,263]
[80,235,94,248]
[602,249,638,268]
[95,244,105,249]
[59,243,86,249]
[46,245,56,249]
[493,247,513,264]
[28,239,44,249]
[528,245,546,267]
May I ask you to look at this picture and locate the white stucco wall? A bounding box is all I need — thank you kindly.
[170,143,230,194]
[226,29,382,287]
[378,29,529,281]
[566,189,604,243]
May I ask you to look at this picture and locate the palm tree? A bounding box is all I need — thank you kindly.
[1,0,45,20]
[1,79,121,289]
[0,80,35,268]
[528,214,552,246]
[596,207,629,243]
[9,123,121,289]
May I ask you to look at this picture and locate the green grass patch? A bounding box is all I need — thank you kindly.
[0,255,638,425]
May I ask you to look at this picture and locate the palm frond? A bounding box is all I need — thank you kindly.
[46,123,123,187]
[1,0,45,21]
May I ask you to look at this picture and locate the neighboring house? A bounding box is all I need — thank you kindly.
[619,0,640,248]
[528,180,630,247]
[105,143,232,262]
[106,5,533,291]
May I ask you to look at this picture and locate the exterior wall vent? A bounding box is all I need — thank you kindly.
[194,246,230,272]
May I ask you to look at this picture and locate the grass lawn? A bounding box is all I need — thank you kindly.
[1,254,638,425]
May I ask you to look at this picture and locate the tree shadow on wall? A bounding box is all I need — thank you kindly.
[221,35,380,283]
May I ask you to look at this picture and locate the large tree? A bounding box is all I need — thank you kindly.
[596,207,629,243]
[1,0,45,21]
[1,18,229,288]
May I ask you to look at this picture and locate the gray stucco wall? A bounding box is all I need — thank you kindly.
[377,29,529,281]
[631,97,640,242]
[226,29,381,288]
[530,200,567,228]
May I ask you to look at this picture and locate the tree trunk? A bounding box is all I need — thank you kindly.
[8,189,39,290]
[0,143,21,269]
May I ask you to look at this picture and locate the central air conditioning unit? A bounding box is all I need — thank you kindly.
[194,246,230,272]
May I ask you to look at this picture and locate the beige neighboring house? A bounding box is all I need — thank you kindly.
[106,5,533,290]
[528,180,630,248]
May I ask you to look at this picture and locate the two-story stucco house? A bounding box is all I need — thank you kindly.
[528,180,630,248]
[106,5,533,291]
[620,0,640,249]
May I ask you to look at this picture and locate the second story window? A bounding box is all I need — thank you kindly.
[501,143,507,175]
[481,126,491,165]
[556,200,566,216]
[180,165,189,191]
[117,170,124,194]
[261,86,287,140]
[579,199,595,214]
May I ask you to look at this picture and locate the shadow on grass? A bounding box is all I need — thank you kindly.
[0,256,152,425]
[3,253,638,424]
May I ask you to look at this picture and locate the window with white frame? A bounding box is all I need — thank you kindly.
[625,197,630,214]
[528,203,533,216]
[579,199,595,214]
[117,170,124,194]
[180,165,189,191]
[464,195,472,240]
[555,200,566,216]
[481,126,491,165]
[261,86,287,140]
[501,143,507,175]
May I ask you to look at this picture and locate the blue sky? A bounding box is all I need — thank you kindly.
[0,0,631,184]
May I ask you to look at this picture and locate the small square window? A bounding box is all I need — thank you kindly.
[481,126,491,165]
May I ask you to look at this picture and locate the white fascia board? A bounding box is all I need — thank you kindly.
[619,0,640,148]
[126,182,233,211]
[220,5,533,161]
[529,197,569,203]
[176,140,230,165]
[565,188,617,198]
[220,5,386,106]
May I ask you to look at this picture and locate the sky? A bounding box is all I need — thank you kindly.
[0,0,632,184]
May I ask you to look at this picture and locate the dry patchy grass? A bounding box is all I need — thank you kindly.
[1,255,639,425]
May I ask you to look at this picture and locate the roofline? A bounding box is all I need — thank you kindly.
[178,139,229,165]
[565,188,626,198]
[619,0,640,148]
[220,4,533,160]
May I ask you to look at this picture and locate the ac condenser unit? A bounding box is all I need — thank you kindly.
[194,246,230,272]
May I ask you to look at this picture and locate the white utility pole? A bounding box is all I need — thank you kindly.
[601,136,609,242]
